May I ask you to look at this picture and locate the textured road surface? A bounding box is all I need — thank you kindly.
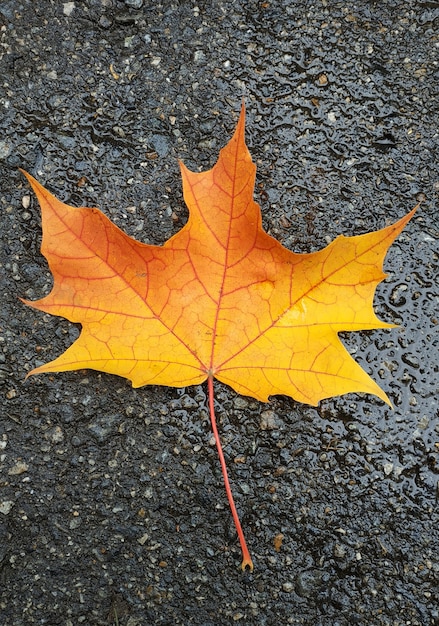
[1,1,438,624]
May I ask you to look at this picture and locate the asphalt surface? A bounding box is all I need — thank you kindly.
[0,1,438,625]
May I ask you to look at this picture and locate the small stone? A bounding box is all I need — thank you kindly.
[125,0,143,7]
[88,415,119,442]
[295,569,324,598]
[99,15,112,29]
[126,619,143,626]
[113,126,126,138]
[418,415,429,430]
[0,501,14,515]
[180,394,198,409]
[49,426,64,444]
[70,516,82,529]
[233,397,248,410]
[260,410,277,430]
[334,543,346,558]
[383,462,393,476]
[0,140,11,159]
[8,461,28,475]
[194,50,206,63]
[63,2,75,16]
[124,36,136,48]
[151,134,169,158]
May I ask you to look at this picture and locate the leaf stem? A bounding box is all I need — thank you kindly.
[207,376,254,571]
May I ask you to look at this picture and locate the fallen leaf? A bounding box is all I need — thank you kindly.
[21,104,417,570]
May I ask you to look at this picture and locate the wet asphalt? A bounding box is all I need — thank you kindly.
[0,1,438,625]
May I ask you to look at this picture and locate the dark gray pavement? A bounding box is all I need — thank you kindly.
[0,1,438,624]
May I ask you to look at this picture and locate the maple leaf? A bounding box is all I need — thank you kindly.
[21,105,416,570]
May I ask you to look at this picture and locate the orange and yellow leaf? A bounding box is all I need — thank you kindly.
[22,106,416,406]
